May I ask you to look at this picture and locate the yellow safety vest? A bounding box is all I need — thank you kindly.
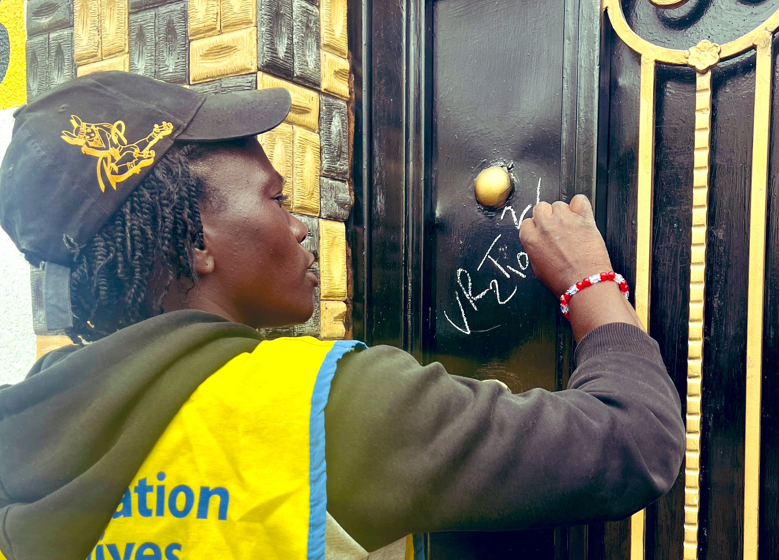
[86,337,364,560]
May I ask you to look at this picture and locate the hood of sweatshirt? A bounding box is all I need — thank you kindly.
[0,311,260,560]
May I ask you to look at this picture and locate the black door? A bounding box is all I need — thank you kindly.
[350,0,602,557]
[348,0,779,558]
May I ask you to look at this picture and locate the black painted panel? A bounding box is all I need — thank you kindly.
[648,64,695,560]
[759,32,779,560]
[26,34,49,100]
[603,35,641,560]
[320,178,351,221]
[368,0,405,347]
[696,55,754,560]
[129,0,169,14]
[258,0,295,79]
[428,531,554,560]
[27,0,72,37]
[623,0,778,52]
[427,1,565,558]
[47,28,75,88]
[191,75,258,94]
[221,74,257,92]
[155,1,187,84]
[190,80,221,95]
[431,0,564,389]
[345,0,366,344]
[320,95,349,180]
[292,0,321,87]
[129,9,156,78]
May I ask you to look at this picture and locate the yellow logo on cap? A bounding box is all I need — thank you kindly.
[61,116,174,192]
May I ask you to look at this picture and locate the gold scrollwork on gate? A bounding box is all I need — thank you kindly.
[601,1,779,559]
[648,0,690,8]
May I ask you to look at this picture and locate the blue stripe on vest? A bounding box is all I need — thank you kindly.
[413,534,426,560]
[308,340,367,560]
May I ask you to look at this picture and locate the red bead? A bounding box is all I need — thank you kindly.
[600,272,608,281]
[606,271,616,281]
[563,293,572,303]
[576,282,584,290]
[582,278,591,287]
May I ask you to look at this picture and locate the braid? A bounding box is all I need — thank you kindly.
[67,143,207,342]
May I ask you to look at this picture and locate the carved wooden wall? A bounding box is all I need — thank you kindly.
[25,0,353,345]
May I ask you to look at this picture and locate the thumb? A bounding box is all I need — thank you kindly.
[569,194,594,221]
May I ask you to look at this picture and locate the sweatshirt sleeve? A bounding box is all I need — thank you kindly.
[324,322,685,552]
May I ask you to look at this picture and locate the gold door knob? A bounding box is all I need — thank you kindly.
[474,166,513,209]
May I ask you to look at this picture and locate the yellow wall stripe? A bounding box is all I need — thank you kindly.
[0,0,27,110]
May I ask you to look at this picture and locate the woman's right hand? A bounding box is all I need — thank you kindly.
[519,195,644,341]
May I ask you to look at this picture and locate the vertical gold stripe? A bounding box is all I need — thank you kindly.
[744,30,773,560]
[635,55,656,330]
[631,54,656,560]
[682,69,713,560]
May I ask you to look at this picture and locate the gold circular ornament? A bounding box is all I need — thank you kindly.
[474,166,513,209]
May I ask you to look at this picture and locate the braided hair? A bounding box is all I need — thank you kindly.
[66,143,212,342]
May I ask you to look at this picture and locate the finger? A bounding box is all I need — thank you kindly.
[551,200,569,215]
[519,217,537,244]
[569,194,594,221]
[532,202,552,222]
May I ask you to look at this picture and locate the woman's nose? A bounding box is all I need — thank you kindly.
[291,213,308,244]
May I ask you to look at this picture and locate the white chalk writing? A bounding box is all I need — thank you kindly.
[443,178,541,335]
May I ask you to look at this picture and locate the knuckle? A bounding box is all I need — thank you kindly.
[535,201,551,212]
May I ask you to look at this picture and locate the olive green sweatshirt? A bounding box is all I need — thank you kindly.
[0,311,684,559]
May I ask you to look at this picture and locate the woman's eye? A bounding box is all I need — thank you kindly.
[275,194,289,206]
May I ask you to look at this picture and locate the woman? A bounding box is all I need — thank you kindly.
[0,72,684,560]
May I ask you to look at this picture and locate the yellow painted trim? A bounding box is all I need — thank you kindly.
[0,0,27,110]
[634,55,655,333]
[74,0,102,65]
[682,69,713,560]
[628,54,656,560]
[77,54,130,77]
[189,26,258,84]
[257,72,320,132]
[100,0,129,58]
[631,509,645,560]
[36,335,73,360]
[744,29,773,560]
[320,300,347,340]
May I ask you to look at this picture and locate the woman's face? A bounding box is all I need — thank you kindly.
[191,137,317,328]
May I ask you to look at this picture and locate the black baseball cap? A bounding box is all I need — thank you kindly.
[0,71,291,334]
[0,71,292,267]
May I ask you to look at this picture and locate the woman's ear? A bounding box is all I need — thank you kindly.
[194,231,216,276]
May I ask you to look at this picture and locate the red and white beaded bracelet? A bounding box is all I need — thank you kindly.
[559,271,630,320]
